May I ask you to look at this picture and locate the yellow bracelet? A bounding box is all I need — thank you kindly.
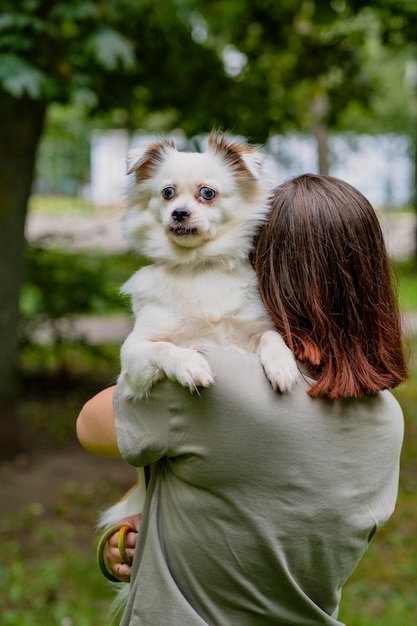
[117,524,133,566]
[97,523,132,583]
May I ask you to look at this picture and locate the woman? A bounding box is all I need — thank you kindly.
[77,174,407,625]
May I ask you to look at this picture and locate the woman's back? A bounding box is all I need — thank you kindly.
[115,348,404,625]
[79,173,407,624]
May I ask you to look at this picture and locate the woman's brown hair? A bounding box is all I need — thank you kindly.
[254,173,408,399]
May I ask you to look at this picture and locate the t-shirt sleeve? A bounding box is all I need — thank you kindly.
[112,347,251,467]
[113,371,210,467]
[113,383,173,467]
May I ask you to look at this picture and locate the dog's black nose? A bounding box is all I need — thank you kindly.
[172,208,190,223]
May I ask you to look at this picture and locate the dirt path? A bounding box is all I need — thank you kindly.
[0,444,136,517]
[26,211,416,260]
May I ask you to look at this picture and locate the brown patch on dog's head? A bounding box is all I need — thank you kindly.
[207,131,263,181]
[127,137,176,179]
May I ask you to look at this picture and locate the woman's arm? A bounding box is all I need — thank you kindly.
[76,386,121,458]
[77,387,143,582]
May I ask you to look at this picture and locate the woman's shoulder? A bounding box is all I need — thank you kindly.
[378,389,405,432]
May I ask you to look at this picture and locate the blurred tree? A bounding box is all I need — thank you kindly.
[191,0,374,171]
[0,0,237,453]
[191,1,414,172]
[350,0,417,258]
[348,0,417,262]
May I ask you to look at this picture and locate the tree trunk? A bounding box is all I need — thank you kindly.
[0,94,46,456]
[313,123,330,176]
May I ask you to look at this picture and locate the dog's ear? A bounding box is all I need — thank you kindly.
[207,132,263,180]
[239,150,263,180]
[127,138,176,178]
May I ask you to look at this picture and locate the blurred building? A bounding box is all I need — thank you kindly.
[87,130,414,210]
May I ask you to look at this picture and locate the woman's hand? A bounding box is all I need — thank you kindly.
[106,514,141,582]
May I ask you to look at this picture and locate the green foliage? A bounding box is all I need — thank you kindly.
[1,0,416,146]
[0,0,237,135]
[21,247,130,318]
[0,0,135,104]
[19,246,140,348]
[85,26,135,71]
[1,0,416,140]
[396,260,417,311]
[186,0,373,139]
[18,342,121,445]
[33,105,91,195]
[348,0,417,46]
[184,0,417,140]
[0,53,54,99]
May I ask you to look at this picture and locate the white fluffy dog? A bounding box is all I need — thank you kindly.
[99,131,298,566]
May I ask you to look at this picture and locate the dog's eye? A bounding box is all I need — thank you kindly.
[162,186,176,200]
[200,187,216,201]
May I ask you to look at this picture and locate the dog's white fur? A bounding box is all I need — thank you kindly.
[99,133,298,601]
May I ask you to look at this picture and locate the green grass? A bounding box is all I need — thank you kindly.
[28,195,97,214]
[339,336,417,625]
[0,475,124,626]
[396,260,417,311]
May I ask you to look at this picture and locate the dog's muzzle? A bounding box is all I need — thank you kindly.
[172,208,190,223]
[170,208,198,237]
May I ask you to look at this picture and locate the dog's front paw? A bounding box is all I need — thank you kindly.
[163,348,215,392]
[257,331,299,392]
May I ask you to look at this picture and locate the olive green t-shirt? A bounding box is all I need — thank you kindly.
[114,348,403,625]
